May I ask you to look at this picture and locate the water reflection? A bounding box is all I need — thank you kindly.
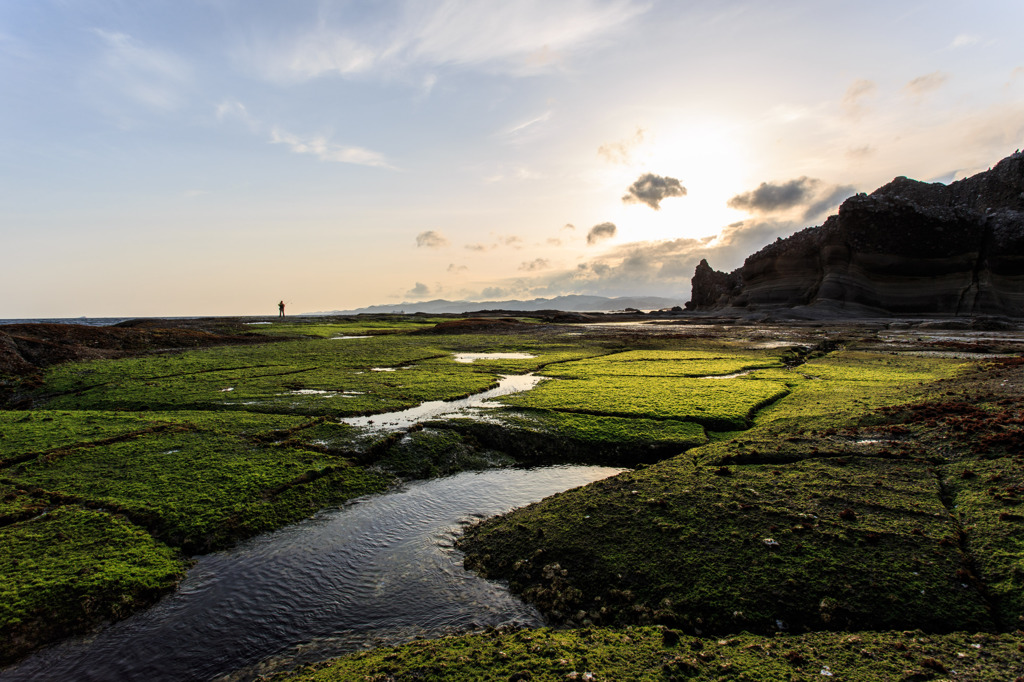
[2,465,622,682]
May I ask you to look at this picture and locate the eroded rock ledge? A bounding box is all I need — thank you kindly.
[689,151,1024,317]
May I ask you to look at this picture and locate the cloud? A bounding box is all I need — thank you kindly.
[598,127,646,164]
[519,258,550,271]
[487,217,802,300]
[270,128,394,168]
[481,286,508,299]
[562,223,576,231]
[88,30,190,112]
[842,78,876,117]
[950,34,980,48]
[547,238,563,246]
[498,234,524,247]
[728,177,855,220]
[243,1,649,83]
[904,71,949,97]
[215,99,260,132]
[416,230,449,248]
[728,177,818,213]
[447,263,468,273]
[215,100,393,170]
[621,173,687,210]
[845,144,874,160]
[504,111,552,136]
[587,222,617,245]
[406,282,432,298]
[465,243,490,252]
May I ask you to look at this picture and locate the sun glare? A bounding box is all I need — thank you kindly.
[606,124,751,244]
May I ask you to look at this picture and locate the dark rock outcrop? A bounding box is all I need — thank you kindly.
[689,151,1024,317]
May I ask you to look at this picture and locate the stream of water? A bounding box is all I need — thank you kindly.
[2,465,622,682]
[340,373,547,432]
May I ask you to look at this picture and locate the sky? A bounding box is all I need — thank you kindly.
[1,0,1023,317]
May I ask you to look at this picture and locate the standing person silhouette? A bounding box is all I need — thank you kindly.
[278,301,285,318]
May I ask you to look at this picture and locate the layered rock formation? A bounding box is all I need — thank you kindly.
[689,151,1024,316]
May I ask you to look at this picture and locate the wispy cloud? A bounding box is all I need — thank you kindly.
[904,71,949,97]
[216,99,393,168]
[88,29,190,111]
[504,111,552,136]
[950,34,980,48]
[598,127,645,164]
[269,128,394,168]
[240,0,649,83]
[841,78,876,117]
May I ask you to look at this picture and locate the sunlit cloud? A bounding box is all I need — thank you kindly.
[904,71,949,97]
[269,128,394,168]
[416,230,449,248]
[447,263,468,273]
[841,78,876,117]
[598,127,646,164]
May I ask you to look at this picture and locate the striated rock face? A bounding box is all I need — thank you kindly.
[690,151,1024,316]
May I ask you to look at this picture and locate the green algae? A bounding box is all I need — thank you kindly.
[539,349,784,378]
[3,321,1021,675]
[376,428,515,479]
[5,415,388,551]
[0,506,186,665]
[460,351,1008,638]
[500,375,790,430]
[31,335,606,417]
[460,456,991,634]
[502,410,708,450]
[278,627,1024,681]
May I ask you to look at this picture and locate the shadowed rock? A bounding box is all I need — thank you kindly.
[689,151,1024,317]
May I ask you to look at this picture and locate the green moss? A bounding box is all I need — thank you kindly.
[0,506,186,665]
[278,627,1024,681]
[0,410,174,465]
[501,375,790,430]
[31,335,608,418]
[376,428,514,479]
[503,410,707,449]
[7,427,387,550]
[540,349,784,378]
[460,454,991,634]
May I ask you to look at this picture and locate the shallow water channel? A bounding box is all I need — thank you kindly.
[341,373,546,431]
[3,465,622,682]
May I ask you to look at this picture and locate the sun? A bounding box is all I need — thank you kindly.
[603,122,753,244]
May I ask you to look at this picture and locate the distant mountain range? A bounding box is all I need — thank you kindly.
[313,295,685,315]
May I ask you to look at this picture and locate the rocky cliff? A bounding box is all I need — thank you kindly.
[689,151,1024,316]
